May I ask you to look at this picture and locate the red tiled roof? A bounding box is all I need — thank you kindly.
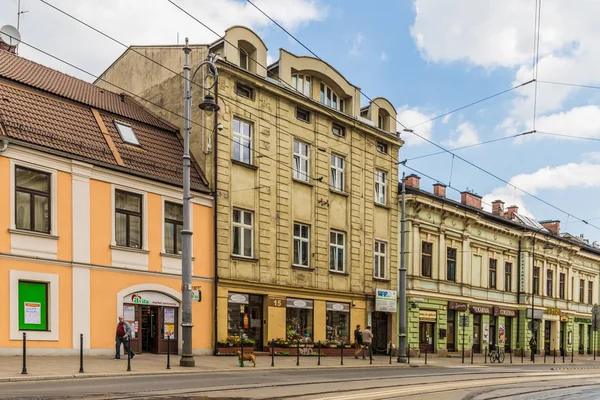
[0,51,208,193]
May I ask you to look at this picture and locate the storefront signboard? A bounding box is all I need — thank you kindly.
[419,309,437,322]
[499,325,505,345]
[228,293,249,305]
[286,298,314,309]
[124,292,179,307]
[375,289,397,313]
[493,307,517,317]
[526,309,544,319]
[326,302,350,312]
[575,317,592,324]
[560,315,569,322]
[546,307,562,316]
[470,305,492,315]
[544,314,560,321]
[269,297,286,307]
[483,323,490,345]
[448,301,468,311]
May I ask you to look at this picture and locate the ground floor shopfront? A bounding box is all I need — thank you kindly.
[0,258,213,355]
[217,281,397,353]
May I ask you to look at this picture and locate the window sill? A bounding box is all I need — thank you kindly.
[292,265,315,271]
[329,270,349,276]
[292,177,314,187]
[8,229,59,240]
[373,277,391,283]
[110,245,150,254]
[374,202,391,210]
[231,159,259,170]
[161,252,195,261]
[330,188,349,197]
[231,255,259,263]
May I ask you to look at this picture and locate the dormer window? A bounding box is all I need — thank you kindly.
[114,121,140,145]
[378,110,390,131]
[320,83,344,113]
[240,49,249,70]
[378,114,384,129]
[292,74,311,97]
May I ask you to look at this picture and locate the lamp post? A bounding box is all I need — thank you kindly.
[181,39,219,367]
[397,174,407,363]
[529,227,553,363]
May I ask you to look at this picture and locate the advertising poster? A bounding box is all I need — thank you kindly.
[483,323,490,345]
[164,323,175,339]
[123,305,135,322]
[24,302,41,325]
[499,325,505,345]
[164,308,175,324]
[243,313,249,329]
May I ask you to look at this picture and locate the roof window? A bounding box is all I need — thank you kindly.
[114,121,140,145]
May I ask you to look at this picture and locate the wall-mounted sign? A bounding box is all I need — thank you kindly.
[412,298,425,303]
[326,302,350,312]
[448,301,468,311]
[286,298,314,309]
[560,315,569,322]
[482,323,490,345]
[493,307,517,317]
[568,331,573,345]
[124,292,179,307]
[526,309,544,319]
[520,254,526,295]
[268,297,286,308]
[123,305,136,322]
[499,325,505,345]
[191,290,201,302]
[419,309,437,322]
[228,293,249,305]
[574,317,592,324]
[546,307,562,316]
[376,289,397,313]
[470,305,492,315]
[24,302,41,325]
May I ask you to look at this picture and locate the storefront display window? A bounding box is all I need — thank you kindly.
[326,302,350,341]
[286,298,314,341]
[226,293,263,349]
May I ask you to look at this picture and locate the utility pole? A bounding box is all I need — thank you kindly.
[180,39,195,367]
[397,173,407,363]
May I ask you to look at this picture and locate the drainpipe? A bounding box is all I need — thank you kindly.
[212,82,219,356]
[0,139,8,152]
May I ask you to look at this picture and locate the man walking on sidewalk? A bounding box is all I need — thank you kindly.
[354,325,363,359]
[362,326,373,360]
[115,316,135,360]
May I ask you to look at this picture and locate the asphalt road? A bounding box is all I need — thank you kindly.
[2,364,600,400]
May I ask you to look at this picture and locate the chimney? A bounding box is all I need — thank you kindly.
[491,200,505,216]
[433,183,446,197]
[540,220,560,235]
[460,191,482,209]
[405,174,420,189]
[505,205,518,220]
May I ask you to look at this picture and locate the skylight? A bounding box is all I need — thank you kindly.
[114,121,140,145]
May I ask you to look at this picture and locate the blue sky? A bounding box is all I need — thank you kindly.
[6,0,600,241]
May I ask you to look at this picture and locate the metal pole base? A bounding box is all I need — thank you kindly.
[179,354,196,367]
[396,356,408,364]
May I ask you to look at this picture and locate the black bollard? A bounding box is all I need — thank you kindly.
[79,334,84,373]
[563,348,565,363]
[296,340,300,366]
[340,341,344,365]
[521,347,524,363]
[571,348,574,364]
[407,342,410,365]
[271,339,275,367]
[425,344,428,365]
[553,348,556,364]
[240,338,245,368]
[21,332,27,375]
[318,341,321,366]
[369,344,372,365]
[389,342,392,365]
[166,334,171,370]
[509,347,513,364]
[471,345,474,364]
[484,347,487,364]
[127,336,131,372]
[544,349,547,363]
[462,343,465,364]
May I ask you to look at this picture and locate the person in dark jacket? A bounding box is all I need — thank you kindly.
[115,315,135,360]
[354,325,363,359]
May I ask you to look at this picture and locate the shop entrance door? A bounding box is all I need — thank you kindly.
[544,320,552,353]
[473,315,481,353]
[560,322,566,356]
[372,312,388,354]
[447,311,456,352]
[419,322,434,354]
[246,295,263,350]
[141,306,159,353]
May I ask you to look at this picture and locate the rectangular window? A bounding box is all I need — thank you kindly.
[332,124,345,138]
[296,107,311,122]
[589,281,593,305]
[447,247,456,282]
[232,209,253,258]
[378,114,384,129]
[326,302,350,341]
[505,262,512,292]
[235,83,254,99]
[115,190,142,248]
[376,141,388,154]
[164,202,183,255]
[293,223,310,267]
[286,300,314,340]
[330,154,345,192]
[580,279,585,303]
[233,118,252,164]
[375,170,387,205]
[547,269,553,297]
[320,82,344,112]
[489,259,497,289]
[292,74,311,96]
[329,230,345,273]
[421,242,433,277]
[559,273,565,299]
[15,166,51,234]
[293,140,310,181]
[374,240,387,279]
[18,281,48,331]
[533,267,540,295]
[239,50,249,70]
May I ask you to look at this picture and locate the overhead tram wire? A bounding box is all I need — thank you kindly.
[531,0,542,132]
[243,0,600,234]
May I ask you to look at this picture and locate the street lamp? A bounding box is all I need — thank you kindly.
[529,227,553,363]
[180,39,219,367]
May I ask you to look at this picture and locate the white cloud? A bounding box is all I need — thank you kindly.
[10,0,327,81]
[442,121,480,148]
[349,33,364,56]
[267,53,276,66]
[442,114,451,124]
[397,106,434,146]
[535,106,600,139]
[380,51,388,61]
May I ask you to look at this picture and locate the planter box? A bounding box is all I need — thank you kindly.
[261,345,357,356]
[217,345,254,354]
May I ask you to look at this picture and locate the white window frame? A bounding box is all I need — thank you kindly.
[240,49,249,70]
[293,139,310,181]
[233,118,252,164]
[293,222,310,267]
[329,230,346,273]
[320,82,345,112]
[330,154,345,192]
[375,170,388,205]
[114,121,140,145]
[374,240,388,279]
[292,73,311,97]
[232,208,254,258]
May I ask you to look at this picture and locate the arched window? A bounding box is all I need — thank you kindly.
[320,82,345,113]
[292,73,311,96]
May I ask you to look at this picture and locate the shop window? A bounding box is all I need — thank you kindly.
[292,73,311,97]
[374,170,387,205]
[421,241,432,277]
[293,139,310,181]
[447,247,457,282]
[374,240,387,279]
[232,209,253,258]
[286,298,314,341]
[227,293,263,349]
[330,154,345,192]
[505,262,512,292]
[164,202,183,255]
[233,118,252,164]
[326,302,350,341]
[15,166,51,234]
[18,281,48,331]
[559,273,565,299]
[329,230,345,273]
[115,190,143,248]
[489,259,497,289]
[293,222,310,267]
[547,269,553,297]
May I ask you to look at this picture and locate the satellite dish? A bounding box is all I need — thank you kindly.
[0,25,21,47]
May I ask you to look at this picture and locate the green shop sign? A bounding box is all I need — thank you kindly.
[574,317,592,324]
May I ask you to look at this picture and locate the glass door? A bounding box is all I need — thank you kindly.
[544,320,551,353]
[473,315,481,353]
[419,322,434,354]
[447,311,455,352]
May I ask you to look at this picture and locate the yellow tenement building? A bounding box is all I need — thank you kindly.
[0,49,214,355]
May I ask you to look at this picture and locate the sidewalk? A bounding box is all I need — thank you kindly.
[1,352,599,382]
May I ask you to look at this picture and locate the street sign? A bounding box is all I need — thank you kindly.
[459,315,469,327]
[592,303,599,316]
[593,317,599,332]
[528,320,539,332]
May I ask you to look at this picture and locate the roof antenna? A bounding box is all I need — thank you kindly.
[177,32,179,45]
[17,0,29,31]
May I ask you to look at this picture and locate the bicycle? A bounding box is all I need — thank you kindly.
[489,347,505,363]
